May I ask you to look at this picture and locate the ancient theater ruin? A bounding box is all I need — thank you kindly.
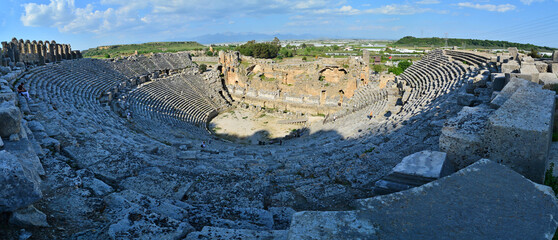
[2,37,558,239]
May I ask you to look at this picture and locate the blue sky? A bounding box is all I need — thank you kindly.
[0,0,557,50]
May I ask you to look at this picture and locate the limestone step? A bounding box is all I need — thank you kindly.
[185,227,287,240]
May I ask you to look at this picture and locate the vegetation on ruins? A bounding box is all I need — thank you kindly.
[236,40,281,59]
[199,64,207,73]
[544,163,558,197]
[394,36,556,51]
[528,48,542,58]
[373,64,386,73]
[387,60,412,75]
[82,41,206,58]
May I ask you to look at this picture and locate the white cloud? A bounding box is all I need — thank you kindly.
[21,0,140,34]
[520,0,545,5]
[416,0,440,4]
[457,2,516,12]
[312,4,434,15]
[364,4,432,15]
[338,5,360,15]
[20,0,76,27]
[19,0,440,37]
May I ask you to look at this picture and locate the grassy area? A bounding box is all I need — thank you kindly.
[260,75,276,82]
[82,41,206,58]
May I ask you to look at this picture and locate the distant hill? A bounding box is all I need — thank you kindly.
[82,41,205,58]
[394,36,555,51]
[192,32,317,44]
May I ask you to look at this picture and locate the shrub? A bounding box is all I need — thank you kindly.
[199,64,207,73]
[373,64,385,73]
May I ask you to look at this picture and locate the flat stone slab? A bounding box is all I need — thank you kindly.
[392,150,453,179]
[289,159,558,239]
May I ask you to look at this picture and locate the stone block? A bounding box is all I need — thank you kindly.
[535,62,548,73]
[0,101,22,138]
[0,150,42,212]
[440,106,493,169]
[506,72,539,84]
[485,85,555,183]
[539,73,558,89]
[374,151,455,195]
[550,63,558,73]
[500,62,520,73]
[490,77,538,109]
[288,210,377,240]
[457,92,477,106]
[393,151,454,179]
[9,205,49,227]
[290,159,558,239]
[508,47,519,59]
[553,50,558,62]
[491,74,507,91]
[520,63,539,74]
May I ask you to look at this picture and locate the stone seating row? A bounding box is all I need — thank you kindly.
[324,86,389,123]
[397,50,470,118]
[125,73,223,129]
[23,59,126,113]
[444,50,490,67]
[108,52,194,79]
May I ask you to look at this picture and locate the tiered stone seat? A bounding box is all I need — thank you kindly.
[444,50,490,67]
[325,85,389,123]
[397,50,469,119]
[126,73,223,129]
[24,59,127,114]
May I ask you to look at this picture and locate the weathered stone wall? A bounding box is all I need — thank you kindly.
[218,51,372,114]
[0,38,82,67]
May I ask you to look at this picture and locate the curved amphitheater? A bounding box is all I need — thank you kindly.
[2,46,558,239]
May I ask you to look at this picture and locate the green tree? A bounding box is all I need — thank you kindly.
[398,60,412,72]
[302,56,307,61]
[388,66,404,75]
[206,50,213,56]
[529,48,541,58]
[271,37,281,47]
[373,64,385,73]
[235,40,280,59]
[199,64,207,73]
